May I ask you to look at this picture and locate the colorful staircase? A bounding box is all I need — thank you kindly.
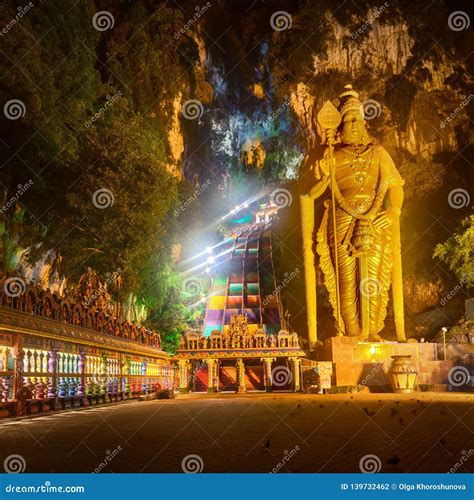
[203,207,282,337]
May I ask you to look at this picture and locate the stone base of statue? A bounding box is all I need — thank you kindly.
[316,336,463,390]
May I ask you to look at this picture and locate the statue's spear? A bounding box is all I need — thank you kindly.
[317,101,343,336]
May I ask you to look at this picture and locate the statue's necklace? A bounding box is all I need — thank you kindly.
[342,144,370,158]
[332,146,387,220]
[342,145,370,183]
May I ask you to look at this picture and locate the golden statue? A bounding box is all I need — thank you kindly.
[302,84,406,344]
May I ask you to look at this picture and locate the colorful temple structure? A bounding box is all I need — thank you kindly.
[177,202,306,393]
[203,223,282,336]
[0,281,174,416]
[0,202,330,417]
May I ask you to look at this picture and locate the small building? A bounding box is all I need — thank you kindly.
[177,315,305,392]
[177,204,306,393]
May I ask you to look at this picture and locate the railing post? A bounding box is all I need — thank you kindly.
[124,356,131,398]
[141,358,148,394]
[1,377,10,403]
[1,346,11,402]
[13,335,25,415]
[13,334,24,398]
[118,353,123,399]
[77,351,86,398]
[100,353,107,401]
[47,348,58,403]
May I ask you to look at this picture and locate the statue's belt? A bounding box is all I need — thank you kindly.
[323,203,384,255]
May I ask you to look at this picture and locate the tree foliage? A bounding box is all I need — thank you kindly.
[434,215,474,287]
[0,0,198,344]
[398,158,445,202]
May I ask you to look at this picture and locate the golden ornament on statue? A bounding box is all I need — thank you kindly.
[317,100,342,131]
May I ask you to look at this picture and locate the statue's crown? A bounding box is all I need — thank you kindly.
[338,84,362,118]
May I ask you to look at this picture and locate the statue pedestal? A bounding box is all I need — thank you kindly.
[317,336,455,389]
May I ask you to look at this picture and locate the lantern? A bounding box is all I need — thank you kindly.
[388,355,418,393]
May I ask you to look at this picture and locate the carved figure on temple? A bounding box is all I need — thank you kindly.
[76,267,114,314]
[291,332,299,347]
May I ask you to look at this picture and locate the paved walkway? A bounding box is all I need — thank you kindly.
[0,392,472,473]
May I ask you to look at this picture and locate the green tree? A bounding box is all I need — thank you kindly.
[433,215,474,286]
[0,0,101,272]
[55,102,180,302]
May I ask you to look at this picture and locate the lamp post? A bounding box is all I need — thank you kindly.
[441,327,447,361]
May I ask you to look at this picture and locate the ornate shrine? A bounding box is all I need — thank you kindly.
[177,203,306,393]
[0,279,175,416]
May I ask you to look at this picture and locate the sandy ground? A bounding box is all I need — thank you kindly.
[0,392,472,473]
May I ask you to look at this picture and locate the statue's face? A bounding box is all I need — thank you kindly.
[340,110,367,145]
